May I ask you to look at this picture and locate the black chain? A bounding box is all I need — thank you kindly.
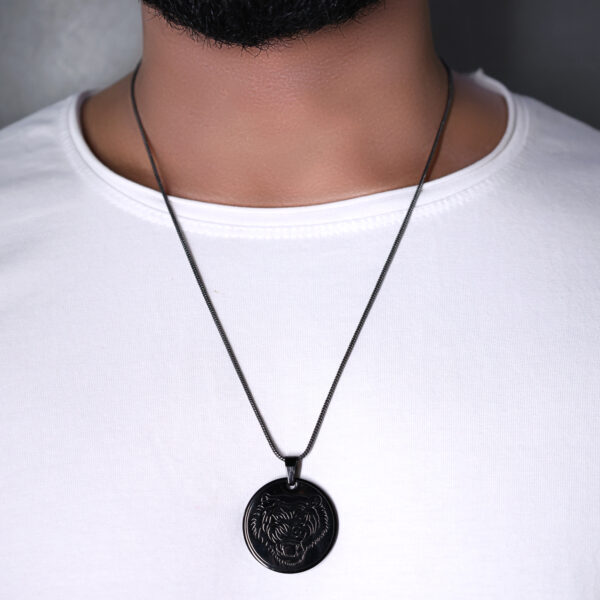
[129,56,454,462]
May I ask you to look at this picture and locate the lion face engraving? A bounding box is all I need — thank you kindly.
[249,492,330,567]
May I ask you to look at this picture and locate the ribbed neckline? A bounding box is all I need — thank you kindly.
[63,67,528,239]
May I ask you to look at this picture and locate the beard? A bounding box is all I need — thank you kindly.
[142,0,385,52]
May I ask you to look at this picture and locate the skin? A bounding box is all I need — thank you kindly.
[80,0,508,208]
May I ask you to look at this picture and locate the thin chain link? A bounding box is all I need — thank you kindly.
[129,56,454,462]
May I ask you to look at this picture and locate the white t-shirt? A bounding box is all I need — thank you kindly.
[1,68,599,599]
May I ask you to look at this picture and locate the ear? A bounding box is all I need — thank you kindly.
[259,492,277,509]
[309,495,322,507]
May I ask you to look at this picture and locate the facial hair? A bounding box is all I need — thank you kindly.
[142,0,386,52]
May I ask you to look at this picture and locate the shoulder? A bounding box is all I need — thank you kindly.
[0,94,74,164]
[470,69,600,193]
[0,93,87,228]
[516,92,600,236]
[494,88,600,271]
[516,91,600,187]
[482,76,600,226]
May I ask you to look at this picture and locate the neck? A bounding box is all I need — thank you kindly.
[81,1,507,208]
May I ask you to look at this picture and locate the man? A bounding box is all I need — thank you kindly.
[1,0,598,598]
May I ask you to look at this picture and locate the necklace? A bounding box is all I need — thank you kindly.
[129,57,454,573]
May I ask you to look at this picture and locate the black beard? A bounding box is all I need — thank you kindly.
[142,0,385,52]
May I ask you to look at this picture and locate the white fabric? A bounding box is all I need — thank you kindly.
[1,68,599,599]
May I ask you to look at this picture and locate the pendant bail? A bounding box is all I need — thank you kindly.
[285,456,300,489]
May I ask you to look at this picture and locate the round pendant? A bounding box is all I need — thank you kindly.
[243,477,338,573]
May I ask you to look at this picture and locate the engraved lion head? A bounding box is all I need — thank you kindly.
[249,492,330,567]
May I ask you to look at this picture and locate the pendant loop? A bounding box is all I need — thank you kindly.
[284,456,300,489]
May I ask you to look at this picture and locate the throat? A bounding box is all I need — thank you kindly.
[80,67,507,209]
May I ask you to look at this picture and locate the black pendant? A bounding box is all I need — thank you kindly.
[243,458,338,573]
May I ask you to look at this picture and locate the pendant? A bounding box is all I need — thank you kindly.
[243,457,338,573]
